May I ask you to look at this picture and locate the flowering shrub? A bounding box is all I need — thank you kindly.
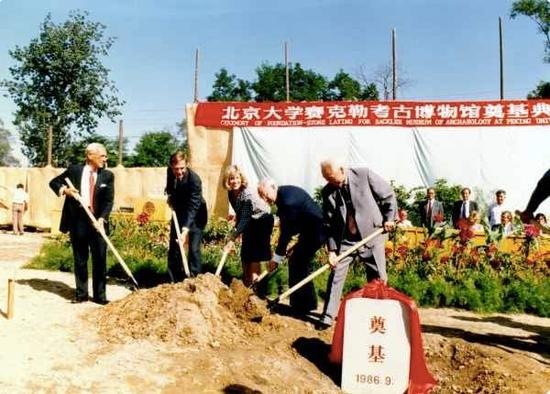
[27,211,550,316]
[384,220,550,316]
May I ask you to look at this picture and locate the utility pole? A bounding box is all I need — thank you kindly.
[499,17,504,100]
[194,48,200,102]
[47,126,53,167]
[118,119,124,166]
[392,28,397,100]
[285,41,290,102]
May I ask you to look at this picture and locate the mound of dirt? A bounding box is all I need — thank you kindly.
[91,273,549,393]
[95,273,279,347]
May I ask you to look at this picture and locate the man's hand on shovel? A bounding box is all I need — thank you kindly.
[179,227,189,246]
[328,251,339,268]
[223,240,235,254]
[62,184,80,199]
[94,217,107,235]
[383,220,395,233]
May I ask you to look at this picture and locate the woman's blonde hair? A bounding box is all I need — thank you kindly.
[222,165,248,190]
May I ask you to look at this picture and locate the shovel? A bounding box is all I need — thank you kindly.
[215,249,230,277]
[64,178,139,289]
[171,210,191,278]
[268,228,384,307]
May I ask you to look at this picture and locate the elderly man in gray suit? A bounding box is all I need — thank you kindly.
[317,159,397,330]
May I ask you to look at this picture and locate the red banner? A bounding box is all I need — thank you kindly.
[195,100,550,128]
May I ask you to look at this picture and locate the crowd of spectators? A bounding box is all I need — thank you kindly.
[395,186,549,238]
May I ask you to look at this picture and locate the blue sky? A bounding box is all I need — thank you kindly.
[0,0,548,154]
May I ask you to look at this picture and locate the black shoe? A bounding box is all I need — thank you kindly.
[315,321,332,331]
[291,304,318,315]
[92,298,109,305]
[71,296,88,304]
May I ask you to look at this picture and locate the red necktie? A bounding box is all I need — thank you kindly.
[89,171,96,213]
[427,201,432,222]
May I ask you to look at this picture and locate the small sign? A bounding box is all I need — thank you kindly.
[341,298,411,393]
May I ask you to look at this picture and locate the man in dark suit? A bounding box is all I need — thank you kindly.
[166,151,207,281]
[258,178,325,313]
[418,187,444,229]
[49,143,114,304]
[452,187,479,228]
[518,168,550,223]
[317,160,396,329]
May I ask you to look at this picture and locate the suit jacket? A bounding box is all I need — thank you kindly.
[418,199,444,228]
[49,164,114,233]
[526,168,550,213]
[274,185,324,257]
[166,167,207,229]
[322,167,396,253]
[452,199,479,227]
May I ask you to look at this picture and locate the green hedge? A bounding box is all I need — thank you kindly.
[26,214,550,317]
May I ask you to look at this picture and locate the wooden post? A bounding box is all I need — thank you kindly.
[7,279,14,319]
[118,119,124,166]
[285,41,290,102]
[47,126,53,167]
[194,48,200,102]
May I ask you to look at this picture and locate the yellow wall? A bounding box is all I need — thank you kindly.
[186,104,232,218]
[0,166,168,230]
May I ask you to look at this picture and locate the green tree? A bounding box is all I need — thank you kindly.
[510,0,550,62]
[207,68,252,101]
[1,11,124,166]
[527,80,550,98]
[326,70,379,100]
[252,62,329,101]
[127,131,185,167]
[0,119,20,167]
[63,133,123,168]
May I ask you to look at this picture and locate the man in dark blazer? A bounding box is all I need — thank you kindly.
[518,168,550,223]
[166,151,207,281]
[258,178,325,313]
[317,160,396,329]
[49,143,114,304]
[418,187,445,229]
[452,187,478,228]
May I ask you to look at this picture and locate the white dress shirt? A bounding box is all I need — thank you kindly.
[80,165,97,209]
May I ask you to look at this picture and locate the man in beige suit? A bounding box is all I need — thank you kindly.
[317,159,396,329]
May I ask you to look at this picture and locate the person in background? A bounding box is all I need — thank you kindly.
[418,187,444,230]
[535,213,547,228]
[468,210,483,232]
[500,210,514,236]
[12,183,28,235]
[49,143,113,305]
[165,151,208,281]
[222,165,274,286]
[397,208,413,228]
[452,187,479,229]
[487,190,508,231]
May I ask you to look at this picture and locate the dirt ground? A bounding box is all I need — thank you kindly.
[0,231,548,393]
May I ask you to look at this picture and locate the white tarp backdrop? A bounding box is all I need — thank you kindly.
[232,126,550,214]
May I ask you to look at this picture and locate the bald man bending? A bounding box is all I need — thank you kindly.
[317,160,396,329]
